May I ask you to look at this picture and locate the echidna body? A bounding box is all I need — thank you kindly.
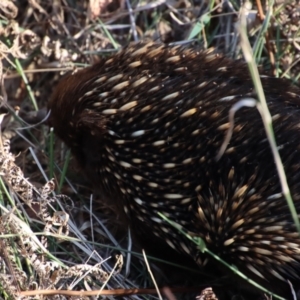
[49,42,300,298]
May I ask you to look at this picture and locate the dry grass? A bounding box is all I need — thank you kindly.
[0,0,299,299]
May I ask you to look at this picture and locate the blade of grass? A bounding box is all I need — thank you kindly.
[158,212,286,300]
[58,149,71,193]
[48,128,54,180]
[239,0,300,234]
[13,59,38,111]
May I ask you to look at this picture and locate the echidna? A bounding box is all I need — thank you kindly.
[48,42,300,299]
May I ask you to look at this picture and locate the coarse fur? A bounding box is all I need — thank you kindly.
[49,42,300,299]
